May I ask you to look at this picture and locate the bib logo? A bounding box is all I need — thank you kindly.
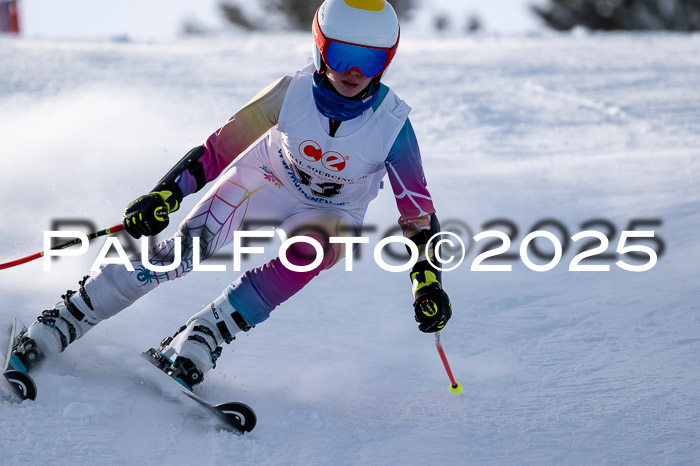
[299,140,348,172]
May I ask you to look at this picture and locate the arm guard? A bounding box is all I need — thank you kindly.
[407,213,443,283]
[152,145,207,195]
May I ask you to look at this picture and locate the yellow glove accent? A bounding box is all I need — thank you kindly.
[153,206,167,222]
[411,269,439,297]
[422,302,439,317]
[153,190,180,213]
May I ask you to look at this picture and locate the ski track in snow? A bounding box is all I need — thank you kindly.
[0,32,699,465]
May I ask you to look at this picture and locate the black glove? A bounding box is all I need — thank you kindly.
[411,261,452,333]
[123,188,182,239]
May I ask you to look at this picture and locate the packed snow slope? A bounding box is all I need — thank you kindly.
[0,31,699,465]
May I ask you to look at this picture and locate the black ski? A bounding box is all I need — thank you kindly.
[1,318,37,401]
[141,348,256,434]
[1,320,255,433]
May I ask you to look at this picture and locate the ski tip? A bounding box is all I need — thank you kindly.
[4,370,37,401]
[215,402,257,433]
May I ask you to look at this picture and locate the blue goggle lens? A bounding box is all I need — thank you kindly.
[325,41,388,78]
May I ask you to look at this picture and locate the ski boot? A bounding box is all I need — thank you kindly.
[145,294,251,390]
[11,276,102,373]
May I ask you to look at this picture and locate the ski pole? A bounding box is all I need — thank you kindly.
[435,331,463,395]
[0,223,125,270]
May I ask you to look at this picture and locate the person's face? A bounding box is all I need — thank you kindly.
[325,68,372,98]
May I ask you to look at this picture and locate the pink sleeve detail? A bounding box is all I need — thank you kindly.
[176,76,291,196]
[201,130,236,182]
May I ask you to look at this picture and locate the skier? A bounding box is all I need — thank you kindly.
[11,0,452,389]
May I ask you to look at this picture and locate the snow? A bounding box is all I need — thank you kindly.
[1,31,699,465]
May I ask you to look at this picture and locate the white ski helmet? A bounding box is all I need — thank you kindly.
[312,0,400,78]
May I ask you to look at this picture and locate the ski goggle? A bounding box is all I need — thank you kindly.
[313,14,399,78]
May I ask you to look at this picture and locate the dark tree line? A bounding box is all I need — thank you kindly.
[533,0,700,31]
[220,0,416,31]
[216,0,700,34]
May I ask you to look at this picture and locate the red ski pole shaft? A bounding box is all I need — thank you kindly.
[435,331,462,394]
[0,223,125,271]
[435,332,457,386]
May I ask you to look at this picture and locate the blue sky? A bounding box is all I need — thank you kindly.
[18,0,545,40]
